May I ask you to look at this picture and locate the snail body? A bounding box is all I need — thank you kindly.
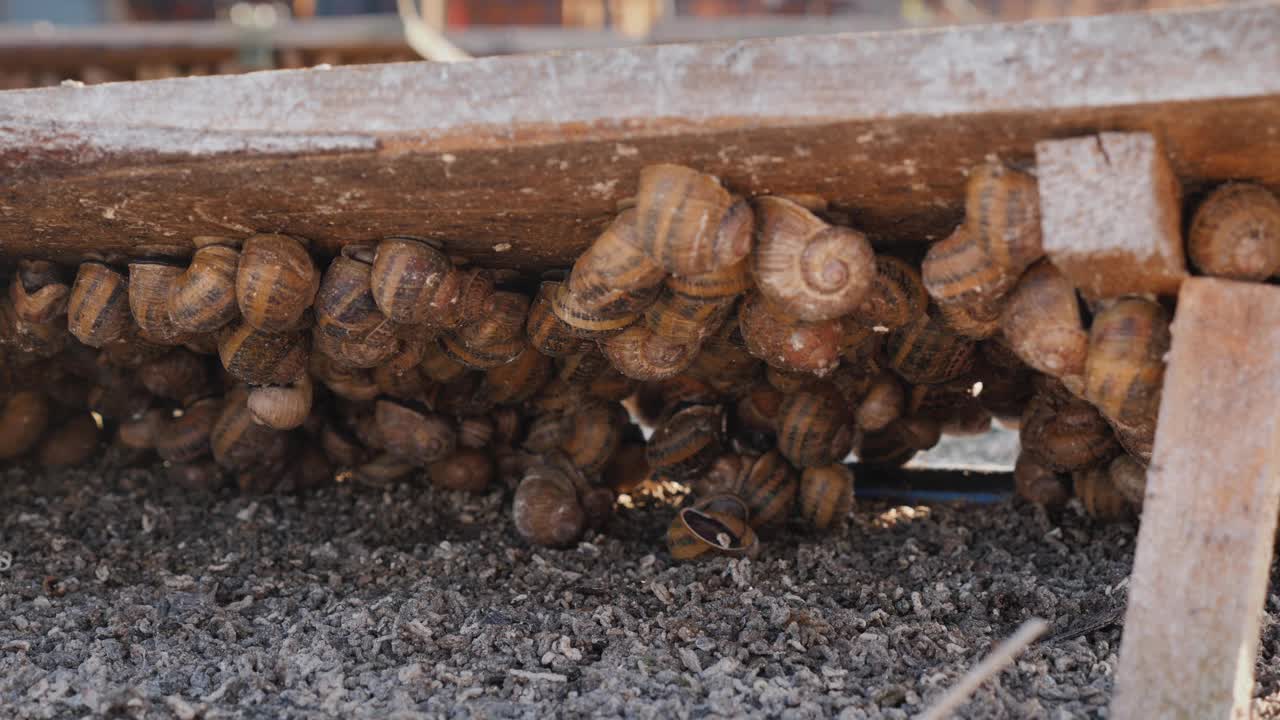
[430,449,494,493]
[886,309,976,385]
[67,261,131,348]
[739,450,799,528]
[1188,183,1280,281]
[236,234,319,332]
[167,239,241,334]
[798,464,854,530]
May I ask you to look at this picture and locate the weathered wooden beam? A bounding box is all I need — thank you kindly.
[0,3,1278,267]
[1111,277,1280,719]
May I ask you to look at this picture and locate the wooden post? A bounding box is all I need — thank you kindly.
[1111,278,1280,719]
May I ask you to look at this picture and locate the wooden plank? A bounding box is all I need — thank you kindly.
[1111,278,1280,720]
[0,4,1278,268]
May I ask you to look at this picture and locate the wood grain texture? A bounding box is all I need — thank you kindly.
[1112,278,1280,720]
[0,3,1278,267]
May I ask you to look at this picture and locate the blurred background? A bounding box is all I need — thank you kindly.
[0,0,1238,89]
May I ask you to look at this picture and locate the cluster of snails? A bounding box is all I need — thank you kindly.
[2,161,1278,553]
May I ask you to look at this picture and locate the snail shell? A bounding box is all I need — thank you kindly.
[1021,383,1119,472]
[1108,454,1147,508]
[128,260,188,345]
[484,346,552,405]
[550,282,636,338]
[568,209,665,318]
[67,261,131,348]
[1188,183,1280,281]
[557,348,611,385]
[1000,259,1087,388]
[156,397,221,463]
[526,281,587,358]
[646,404,724,480]
[643,287,733,343]
[117,408,169,450]
[456,291,530,350]
[665,256,752,302]
[692,452,745,497]
[523,412,568,454]
[314,245,390,342]
[752,196,875,322]
[559,400,627,474]
[37,413,100,468]
[936,293,1004,340]
[373,362,430,401]
[586,366,637,402]
[370,236,453,325]
[739,449,799,528]
[1084,297,1170,430]
[439,332,525,370]
[857,417,941,467]
[766,366,815,395]
[457,415,495,449]
[211,388,290,471]
[886,308,976,385]
[1,297,70,359]
[921,224,1015,310]
[966,162,1044,276]
[735,382,783,435]
[429,448,494,493]
[1072,465,1132,521]
[738,292,841,377]
[10,259,70,323]
[667,495,758,561]
[236,234,320,332]
[374,397,457,465]
[854,374,905,433]
[217,321,309,386]
[354,453,417,487]
[776,381,855,468]
[311,352,380,401]
[247,374,313,430]
[418,336,469,383]
[167,240,241,334]
[138,349,209,403]
[432,267,495,330]
[490,406,523,447]
[851,255,927,332]
[513,464,585,547]
[635,164,748,276]
[599,323,699,382]
[0,391,49,460]
[1013,450,1070,507]
[798,464,855,530]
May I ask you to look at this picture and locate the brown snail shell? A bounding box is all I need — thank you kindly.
[67,261,131,348]
[457,415,495,449]
[138,349,209,403]
[37,413,100,468]
[752,196,875,322]
[484,346,552,405]
[667,495,758,561]
[167,241,241,334]
[775,382,855,468]
[526,282,586,358]
[10,259,70,323]
[559,400,626,474]
[117,408,169,450]
[568,209,665,318]
[523,413,568,454]
[740,449,799,528]
[599,323,699,382]
[666,256,752,302]
[1073,465,1131,521]
[1,297,71,359]
[798,464,855,530]
[236,234,319,332]
[314,245,389,341]
[0,390,49,460]
[490,406,523,447]
[1000,259,1087,388]
[167,461,225,492]
[966,162,1044,277]
[156,397,221,463]
[586,366,637,401]
[646,404,724,480]
[529,376,586,416]
[439,332,525,370]
[513,464,586,547]
[854,374,905,433]
[456,291,530,350]
[352,453,416,487]
[370,236,454,325]
[635,164,746,276]
[128,260,188,345]
[550,282,636,338]
[217,321,308,385]
[765,366,815,395]
[921,224,1015,311]
[247,374,313,430]
[374,397,456,465]
[851,255,927,331]
[856,417,941,467]
[210,387,290,471]
[1013,450,1071,507]
[1021,383,1119,472]
[429,448,494,493]
[1084,297,1169,431]
[311,352,380,401]
[321,422,367,468]
[643,287,733,343]
[1187,183,1280,281]
[418,337,469,383]
[735,383,783,435]
[936,293,1004,340]
[313,321,401,369]
[557,348,611,386]
[693,452,745,497]
[373,362,429,400]
[738,292,841,377]
[1108,454,1147,508]
[886,308,976,385]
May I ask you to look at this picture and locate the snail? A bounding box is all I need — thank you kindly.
[1000,259,1087,393]
[429,448,494,493]
[9,259,70,323]
[798,464,855,530]
[523,412,568,454]
[168,461,225,492]
[67,260,131,348]
[1072,465,1132,521]
[321,421,367,468]
[738,292,841,377]
[739,449,799,528]
[1187,183,1280,281]
[599,323,699,381]
[312,355,380,402]
[217,321,309,386]
[374,397,457,466]
[156,396,221,464]
[354,453,418,487]
[567,209,665,318]
[752,196,874,322]
[667,494,758,561]
[556,348,611,386]
[850,255,928,332]
[439,332,525,370]
[886,308,976,385]
[693,452,746,497]
[456,291,531,350]
[490,406,524,447]
[1084,297,1170,457]
[550,281,637,339]
[665,256,752,304]
[369,236,454,325]
[128,260,188,345]
[117,408,169,450]
[775,381,855,468]
[418,337,469,383]
[734,382,783,436]
[766,366,816,395]
[857,417,942,467]
[526,281,586,358]
[235,234,320,333]
[635,164,750,276]
[1108,454,1147,508]
[646,404,724,480]
[457,415,495,449]
[210,387,291,471]
[247,373,313,430]
[585,366,637,402]
[643,286,733,343]
[167,237,241,334]
[484,346,552,405]
[936,293,1003,340]
[137,349,209,403]
[37,413,100,468]
[1013,450,1070,507]
[559,400,626,474]
[0,391,49,460]
[513,463,587,547]
[1021,381,1119,472]
[966,162,1043,277]
[854,374,905,433]
[314,245,389,342]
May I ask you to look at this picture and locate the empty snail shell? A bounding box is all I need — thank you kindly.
[643,287,733,343]
[647,404,724,480]
[752,196,875,322]
[0,391,49,460]
[635,164,748,276]
[550,282,637,338]
[1187,183,1280,281]
[568,209,665,317]
[10,259,70,323]
[128,260,188,345]
[138,349,209,403]
[217,321,309,386]
[599,323,699,382]
[369,236,454,325]
[314,245,390,341]
[429,448,494,493]
[354,453,417,487]
[886,308,976,385]
[966,162,1044,276]
[559,400,627,474]
[375,397,457,465]
[1084,297,1170,431]
[738,292,841,377]
[236,234,319,332]
[457,415,495,449]
[247,373,313,430]
[432,267,495,330]
[37,413,100,468]
[156,397,221,463]
[739,449,799,528]
[439,332,525,370]
[1021,383,1119,472]
[667,495,758,561]
[1001,259,1087,389]
[1013,450,1070,507]
[117,408,169,450]
[167,239,241,334]
[484,346,553,405]
[798,464,855,530]
[526,282,586,358]
[513,463,586,547]
[775,382,855,468]
[1108,454,1147,508]
[855,374,905,433]
[1072,465,1131,521]
[67,261,131,348]
[851,255,927,331]
[210,387,290,471]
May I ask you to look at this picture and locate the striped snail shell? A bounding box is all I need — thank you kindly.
[374,397,457,466]
[921,224,1014,311]
[313,322,403,370]
[752,196,875,322]
[37,413,100,468]
[523,412,569,454]
[557,347,610,385]
[528,376,586,417]
[484,346,553,405]
[167,238,241,335]
[1021,382,1119,472]
[526,282,588,358]
[965,162,1044,277]
[550,281,637,339]
[559,400,627,474]
[247,373,313,430]
[665,256,752,302]
[886,308,976,385]
[67,261,131,348]
[137,349,209,403]
[798,464,855,530]
[1001,259,1087,389]
[599,323,699,382]
[646,404,724,480]
[210,387,291,471]
[1108,454,1147,508]
[854,374,905,433]
[936,292,1004,340]
[738,292,841,377]
[0,390,49,460]
[775,381,855,468]
[694,452,747,497]
[856,417,941,467]
[314,245,389,341]
[635,164,749,276]
[1084,297,1170,430]
[370,236,454,325]
[439,332,525,371]
[236,234,319,333]
[851,255,927,331]
[734,382,783,436]
[1187,183,1280,281]
[1072,465,1132,521]
[311,352,380,401]
[643,286,734,343]
[217,321,309,386]
[667,494,758,561]
[586,366,637,402]
[429,448,494,493]
[127,260,188,345]
[1013,450,1070,507]
[456,291,530,350]
[739,449,799,528]
[418,335,469,383]
[513,463,586,547]
[457,415,495,449]
[10,259,70,323]
[568,209,665,318]
[156,396,221,464]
